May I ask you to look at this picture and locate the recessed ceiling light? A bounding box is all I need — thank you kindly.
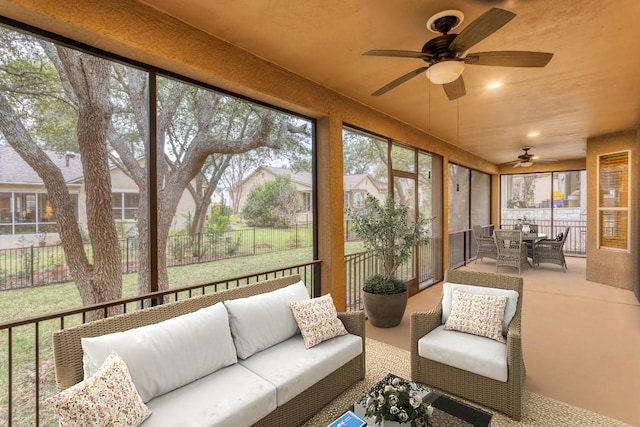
[487,82,502,89]
[528,132,540,138]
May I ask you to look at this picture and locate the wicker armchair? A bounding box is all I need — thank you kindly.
[410,270,525,420]
[472,225,497,263]
[534,227,570,272]
[494,229,529,275]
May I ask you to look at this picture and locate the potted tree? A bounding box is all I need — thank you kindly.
[350,195,431,327]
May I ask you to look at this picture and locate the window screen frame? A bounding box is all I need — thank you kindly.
[597,150,630,251]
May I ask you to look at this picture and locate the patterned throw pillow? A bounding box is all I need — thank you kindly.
[443,290,508,343]
[47,351,151,427]
[289,294,348,348]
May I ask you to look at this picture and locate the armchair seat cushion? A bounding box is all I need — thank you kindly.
[418,325,508,382]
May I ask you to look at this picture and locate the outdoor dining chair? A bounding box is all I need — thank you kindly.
[494,229,528,275]
[534,227,570,272]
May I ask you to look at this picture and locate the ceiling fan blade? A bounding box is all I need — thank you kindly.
[512,163,522,168]
[465,51,553,67]
[443,75,466,101]
[364,49,431,60]
[371,67,428,96]
[534,158,558,163]
[449,8,515,53]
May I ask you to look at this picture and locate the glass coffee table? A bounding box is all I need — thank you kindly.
[353,374,492,427]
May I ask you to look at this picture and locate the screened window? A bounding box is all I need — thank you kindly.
[0,191,77,235]
[1,21,316,305]
[501,171,586,255]
[354,192,364,208]
[391,143,415,173]
[301,192,312,212]
[0,192,13,224]
[342,126,443,293]
[598,151,629,250]
[112,192,139,221]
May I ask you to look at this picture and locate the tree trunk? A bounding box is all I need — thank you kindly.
[59,49,122,316]
[0,47,122,319]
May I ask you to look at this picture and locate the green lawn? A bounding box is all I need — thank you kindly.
[0,247,318,323]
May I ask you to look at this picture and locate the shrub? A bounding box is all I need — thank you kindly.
[363,274,407,295]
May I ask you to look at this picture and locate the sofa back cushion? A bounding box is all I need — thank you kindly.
[224,280,310,359]
[442,282,519,335]
[81,302,236,403]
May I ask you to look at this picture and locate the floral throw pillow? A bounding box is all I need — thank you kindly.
[443,289,508,343]
[47,351,151,427]
[289,294,348,348]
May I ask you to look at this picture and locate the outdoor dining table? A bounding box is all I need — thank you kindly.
[522,233,547,242]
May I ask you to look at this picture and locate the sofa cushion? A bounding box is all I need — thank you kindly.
[444,289,508,343]
[224,280,310,359]
[442,282,519,335]
[418,325,508,382]
[47,351,151,427]
[289,294,348,348]
[143,363,276,427]
[82,302,237,403]
[239,333,362,406]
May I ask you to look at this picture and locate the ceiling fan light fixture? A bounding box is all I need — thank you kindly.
[520,161,533,167]
[426,61,465,84]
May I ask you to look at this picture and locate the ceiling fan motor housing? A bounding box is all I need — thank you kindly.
[421,34,458,62]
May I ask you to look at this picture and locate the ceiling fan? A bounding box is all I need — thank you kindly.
[509,147,557,168]
[364,8,553,100]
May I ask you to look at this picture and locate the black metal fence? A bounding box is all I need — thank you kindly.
[0,224,313,291]
[0,261,320,427]
[344,243,437,311]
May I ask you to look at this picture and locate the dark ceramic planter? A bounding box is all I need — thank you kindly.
[363,289,408,328]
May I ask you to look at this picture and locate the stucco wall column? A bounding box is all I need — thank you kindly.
[586,131,636,290]
[316,115,346,309]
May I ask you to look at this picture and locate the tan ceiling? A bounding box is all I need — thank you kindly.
[138,0,640,165]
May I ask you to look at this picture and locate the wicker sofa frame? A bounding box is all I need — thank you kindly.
[52,275,366,427]
[410,269,524,420]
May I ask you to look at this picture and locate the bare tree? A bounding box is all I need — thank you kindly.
[0,28,310,307]
[0,44,122,314]
[113,74,309,295]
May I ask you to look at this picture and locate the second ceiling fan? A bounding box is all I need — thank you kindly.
[508,147,557,168]
[364,8,553,100]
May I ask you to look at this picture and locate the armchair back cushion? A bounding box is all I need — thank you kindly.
[442,282,519,335]
[224,280,310,359]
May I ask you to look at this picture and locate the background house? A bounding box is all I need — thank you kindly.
[0,145,197,249]
[343,173,385,211]
[0,146,83,249]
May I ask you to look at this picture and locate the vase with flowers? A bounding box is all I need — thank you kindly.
[363,374,433,427]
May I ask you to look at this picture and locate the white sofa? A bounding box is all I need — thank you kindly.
[51,275,365,427]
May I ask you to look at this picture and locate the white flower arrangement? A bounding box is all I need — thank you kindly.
[363,374,433,426]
